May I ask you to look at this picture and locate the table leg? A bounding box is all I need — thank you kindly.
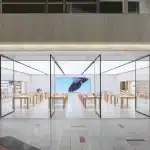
[38,95,40,103]
[24,99,26,104]
[116,97,118,103]
[40,95,42,102]
[126,98,128,108]
[20,99,22,109]
[121,98,123,108]
[33,96,35,106]
[110,95,112,104]
[36,95,38,104]
[27,98,29,109]
[106,95,108,102]
[48,98,50,108]
[63,99,65,109]
[114,96,116,106]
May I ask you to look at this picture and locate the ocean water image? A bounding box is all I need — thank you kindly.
[56,77,91,93]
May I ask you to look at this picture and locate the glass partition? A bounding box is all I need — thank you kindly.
[94,56,101,117]
[82,55,101,118]
[82,60,95,116]
[0,56,14,117]
[101,60,137,118]
[135,56,150,117]
[50,55,55,118]
[50,55,65,118]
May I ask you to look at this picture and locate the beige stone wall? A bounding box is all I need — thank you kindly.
[0,14,150,43]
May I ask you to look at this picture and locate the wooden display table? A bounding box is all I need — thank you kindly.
[14,94,33,109]
[48,95,67,109]
[79,95,100,108]
[115,94,135,108]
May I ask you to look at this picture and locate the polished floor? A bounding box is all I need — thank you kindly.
[0,94,150,150]
[0,119,150,150]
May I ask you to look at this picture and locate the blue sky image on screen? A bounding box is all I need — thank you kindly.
[56,77,91,93]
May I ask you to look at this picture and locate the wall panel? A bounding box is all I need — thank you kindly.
[0,14,150,42]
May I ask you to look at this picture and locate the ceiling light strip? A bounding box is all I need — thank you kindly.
[1,44,150,51]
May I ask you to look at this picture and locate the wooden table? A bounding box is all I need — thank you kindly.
[14,95,33,109]
[81,95,99,108]
[48,95,67,109]
[116,95,135,108]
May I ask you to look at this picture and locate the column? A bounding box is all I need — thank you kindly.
[123,0,128,14]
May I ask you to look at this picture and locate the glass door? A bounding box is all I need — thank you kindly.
[50,55,56,118]
[94,55,101,117]
[135,55,150,117]
[0,55,15,117]
[82,55,101,118]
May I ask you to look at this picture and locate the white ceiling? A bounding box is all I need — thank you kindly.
[1,50,150,61]
[0,44,150,75]
[1,59,149,75]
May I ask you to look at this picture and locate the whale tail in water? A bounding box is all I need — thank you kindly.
[68,77,88,92]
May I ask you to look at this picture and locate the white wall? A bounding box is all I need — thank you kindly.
[114,67,149,93]
[1,69,30,82]
[1,69,31,92]
[27,74,117,93]
[2,67,148,94]
[93,74,117,93]
[14,72,30,82]
[116,67,149,81]
[28,75,50,92]
[101,74,118,92]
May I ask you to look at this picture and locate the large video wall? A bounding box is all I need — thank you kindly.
[56,77,91,93]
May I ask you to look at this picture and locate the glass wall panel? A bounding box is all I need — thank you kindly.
[67,0,96,2]
[94,56,101,117]
[101,60,136,118]
[65,3,96,13]
[99,1,123,13]
[82,55,101,118]
[50,56,55,117]
[48,0,63,2]
[82,61,95,116]
[71,3,96,13]
[0,56,14,117]
[2,4,45,13]
[48,4,63,13]
[135,56,150,116]
[128,1,139,13]
[2,0,46,2]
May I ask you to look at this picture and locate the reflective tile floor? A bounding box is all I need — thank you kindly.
[0,118,150,150]
[1,95,149,149]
